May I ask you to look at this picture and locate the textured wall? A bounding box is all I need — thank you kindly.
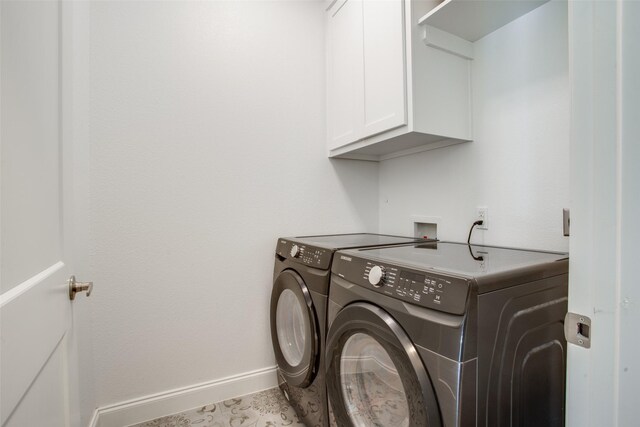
[89,0,378,407]
[379,0,569,252]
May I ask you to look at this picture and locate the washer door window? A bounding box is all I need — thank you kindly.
[326,302,442,427]
[270,269,319,388]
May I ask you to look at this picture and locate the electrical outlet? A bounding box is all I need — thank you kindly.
[477,207,488,230]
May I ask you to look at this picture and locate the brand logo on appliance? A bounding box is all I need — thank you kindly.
[340,256,352,262]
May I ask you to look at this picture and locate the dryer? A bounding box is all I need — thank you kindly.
[326,241,569,427]
[271,234,428,427]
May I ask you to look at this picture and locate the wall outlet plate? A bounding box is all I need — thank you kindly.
[477,207,488,230]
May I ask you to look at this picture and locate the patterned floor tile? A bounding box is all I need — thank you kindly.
[129,387,305,427]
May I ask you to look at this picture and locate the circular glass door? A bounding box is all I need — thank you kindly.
[340,333,410,427]
[276,289,307,366]
[326,302,442,427]
[270,269,318,387]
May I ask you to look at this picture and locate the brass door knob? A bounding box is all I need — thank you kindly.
[68,276,93,300]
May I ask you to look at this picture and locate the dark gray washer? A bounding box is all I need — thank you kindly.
[327,241,568,427]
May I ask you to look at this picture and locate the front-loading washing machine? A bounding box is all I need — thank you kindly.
[270,234,429,427]
[326,241,568,427]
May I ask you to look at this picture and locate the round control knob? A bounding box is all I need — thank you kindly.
[368,265,386,287]
[290,245,302,258]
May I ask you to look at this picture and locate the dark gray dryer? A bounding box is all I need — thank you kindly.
[326,241,569,427]
[270,234,428,427]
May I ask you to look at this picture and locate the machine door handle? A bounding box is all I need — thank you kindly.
[69,276,93,300]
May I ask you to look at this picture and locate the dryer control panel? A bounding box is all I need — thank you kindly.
[332,255,469,315]
[276,239,333,270]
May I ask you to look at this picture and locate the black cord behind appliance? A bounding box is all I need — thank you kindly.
[467,220,484,261]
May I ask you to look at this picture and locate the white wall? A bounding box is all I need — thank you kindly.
[88,0,378,408]
[379,0,569,252]
[88,0,570,416]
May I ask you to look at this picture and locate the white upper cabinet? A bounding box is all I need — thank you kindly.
[326,0,473,161]
[326,0,365,150]
[361,0,406,138]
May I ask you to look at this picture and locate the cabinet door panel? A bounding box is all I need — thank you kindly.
[327,0,364,150]
[362,0,407,138]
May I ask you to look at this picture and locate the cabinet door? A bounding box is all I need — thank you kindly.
[362,0,407,138]
[326,0,365,150]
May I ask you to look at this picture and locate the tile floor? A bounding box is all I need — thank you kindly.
[129,387,305,427]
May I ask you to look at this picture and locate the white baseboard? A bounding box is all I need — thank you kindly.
[89,366,278,427]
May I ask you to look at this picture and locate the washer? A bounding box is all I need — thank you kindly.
[271,234,429,427]
[326,241,569,427]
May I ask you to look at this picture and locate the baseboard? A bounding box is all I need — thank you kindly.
[90,366,278,427]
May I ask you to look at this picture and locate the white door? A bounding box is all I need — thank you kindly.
[326,0,365,150]
[1,1,89,426]
[362,0,406,138]
[567,0,640,425]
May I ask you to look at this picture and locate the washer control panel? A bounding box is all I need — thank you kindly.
[276,239,333,269]
[335,256,469,315]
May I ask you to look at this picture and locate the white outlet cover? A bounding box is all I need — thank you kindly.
[477,207,488,230]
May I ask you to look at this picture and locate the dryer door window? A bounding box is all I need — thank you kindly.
[326,302,442,427]
[340,332,410,427]
[270,269,319,388]
[276,288,307,366]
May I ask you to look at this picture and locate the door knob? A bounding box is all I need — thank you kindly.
[68,276,93,300]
